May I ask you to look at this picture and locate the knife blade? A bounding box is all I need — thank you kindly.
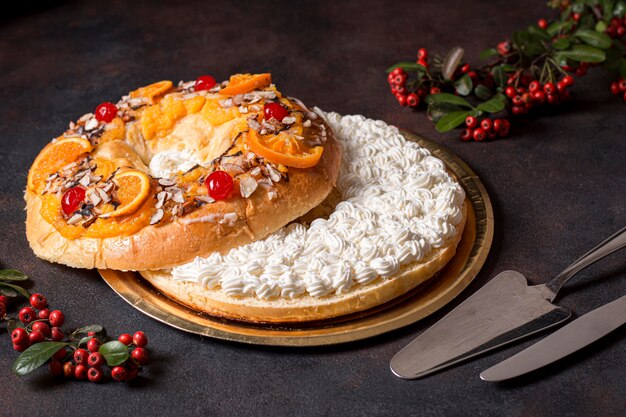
[480,294,626,382]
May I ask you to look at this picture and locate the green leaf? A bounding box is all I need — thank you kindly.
[595,21,608,33]
[454,74,473,96]
[99,341,129,367]
[0,286,18,297]
[556,45,606,63]
[425,93,473,108]
[474,84,494,100]
[479,48,499,60]
[441,46,464,81]
[0,282,29,298]
[426,102,463,123]
[0,270,28,281]
[547,20,574,37]
[552,38,571,50]
[512,30,546,57]
[476,95,506,113]
[13,342,69,376]
[528,25,551,41]
[386,62,425,73]
[614,1,626,18]
[435,110,471,133]
[77,336,92,347]
[491,66,506,89]
[72,324,103,337]
[574,29,612,49]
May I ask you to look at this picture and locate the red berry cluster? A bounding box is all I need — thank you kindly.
[606,16,626,38]
[609,77,626,102]
[11,294,65,352]
[50,331,148,383]
[461,117,510,142]
[504,74,575,115]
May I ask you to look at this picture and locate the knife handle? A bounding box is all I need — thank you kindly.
[545,225,626,300]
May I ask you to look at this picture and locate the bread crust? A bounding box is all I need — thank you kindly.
[25,117,341,271]
[139,201,467,323]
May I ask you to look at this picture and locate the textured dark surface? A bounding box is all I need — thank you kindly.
[1,1,625,416]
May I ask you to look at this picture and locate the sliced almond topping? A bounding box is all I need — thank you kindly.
[150,209,164,225]
[239,176,258,198]
[67,213,83,225]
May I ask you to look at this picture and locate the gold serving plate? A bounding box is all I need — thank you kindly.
[98,130,494,346]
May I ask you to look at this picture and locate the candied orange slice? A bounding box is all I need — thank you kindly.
[27,137,93,193]
[130,80,173,104]
[247,130,323,169]
[100,170,152,218]
[219,73,272,96]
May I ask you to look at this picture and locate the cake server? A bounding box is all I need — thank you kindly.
[480,294,626,382]
[390,225,626,379]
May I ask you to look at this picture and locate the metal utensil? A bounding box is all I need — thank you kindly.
[390,225,626,379]
[480,294,626,381]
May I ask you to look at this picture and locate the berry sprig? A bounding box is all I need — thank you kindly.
[386,0,626,141]
[1,269,150,383]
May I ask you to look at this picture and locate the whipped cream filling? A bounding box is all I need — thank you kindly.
[171,111,465,299]
[149,149,201,178]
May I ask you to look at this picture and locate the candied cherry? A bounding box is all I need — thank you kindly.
[49,310,65,327]
[263,102,289,122]
[94,102,118,123]
[195,75,217,91]
[205,171,233,201]
[61,187,86,215]
[18,307,36,324]
[133,331,148,348]
[29,293,47,309]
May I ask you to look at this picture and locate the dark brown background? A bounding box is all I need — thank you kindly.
[1,1,625,416]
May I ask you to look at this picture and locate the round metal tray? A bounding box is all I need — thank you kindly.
[99,130,494,346]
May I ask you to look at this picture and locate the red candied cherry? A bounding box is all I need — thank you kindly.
[52,348,67,361]
[133,331,148,348]
[49,360,64,376]
[63,362,75,378]
[61,187,86,215]
[18,307,36,324]
[406,93,420,107]
[205,171,233,201]
[88,367,103,383]
[74,364,88,380]
[32,321,51,337]
[38,308,50,320]
[528,81,541,93]
[465,116,479,129]
[131,347,149,365]
[29,330,45,345]
[395,93,407,106]
[111,366,128,382]
[49,310,65,327]
[87,338,101,353]
[194,75,217,91]
[51,327,64,341]
[562,75,574,87]
[417,48,428,60]
[472,128,486,142]
[0,302,5,319]
[29,293,47,309]
[610,82,621,95]
[94,102,118,123]
[480,118,493,132]
[543,82,556,95]
[504,86,516,98]
[460,128,473,142]
[532,91,546,104]
[88,352,105,368]
[263,102,289,122]
[118,333,133,345]
[74,348,89,365]
[537,18,548,29]
[12,327,29,345]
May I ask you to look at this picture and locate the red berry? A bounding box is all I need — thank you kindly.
[263,102,289,122]
[0,302,5,319]
[417,88,428,98]
[486,129,497,140]
[126,367,140,381]
[133,331,148,348]
[13,342,29,352]
[511,105,526,115]
[387,72,396,84]
[0,295,7,305]
[512,95,524,106]
[497,41,511,55]
[429,87,441,95]
[74,348,89,365]
[61,187,86,215]
[465,116,479,128]
[74,364,88,380]
[48,310,65,327]
[393,74,407,86]
[575,66,587,77]
[543,82,556,95]
[460,64,470,74]
[391,68,403,76]
[417,58,429,69]
[617,26,626,37]
[52,348,67,361]
[87,338,101,353]
[32,321,51,337]
[610,82,620,95]
[29,330,45,345]
[88,367,103,383]
[29,293,47,309]
[505,86,516,98]
[205,171,234,201]
[547,94,559,105]
[480,119,493,132]
[623,91,626,102]
[88,352,105,368]
[395,93,407,106]
[63,362,75,378]
[18,307,36,324]
[467,71,478,83]
[131,347,149,365]
[392,84,407,95]
[472,128,486,142]
[49,360,63,376]
[562,75,574,87]
[417,48,428,60]
[194,75,217,91]
[12,328,28,345]
[118,333,133,345]
[51,327,64,341]
[38,308,50,320]
[406,93,420,107]
[94,102,118,123]
[532,91,546,104]
[111,366,128,382]
[528,81,541,93]
[537,18,548,29]
[619,80,626,92]
[460,128,473,141]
